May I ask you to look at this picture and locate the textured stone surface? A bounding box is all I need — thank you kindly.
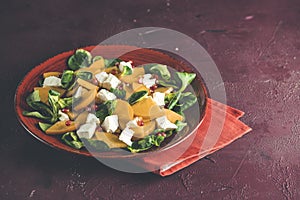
[1,0,300,199]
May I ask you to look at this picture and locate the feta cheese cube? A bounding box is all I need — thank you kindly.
[119,127,134,146]
[102,73,121,89]
[101,115,119,133]
[58,110,70,121]
[96,89,117,102]
[86,113,100,124]
[119,61,133,72]
[95,72,109,85]
[143,74,152,79]
[77,123,97,139]
[43,76,62,87]
[153,92,165,106]
[155,116,177,131]
[142,74,156,88]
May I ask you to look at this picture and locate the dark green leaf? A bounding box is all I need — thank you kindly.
[95,100,116,121]
[61,132,84,149]
[26,90,53,117]
[120,66,133,75]
[175,72,196,92]
[76,71,93,81]
[157,80,178,89]
[92,55,103,63]
[153,135,165,146]
[58,97,73,109]
[128,135,154,153]
[148,64,171,80]
[23,111,51,121]
[81,138,109,151]
[104,58,122,68]
[179,92,197,111]
[110,88,126,99]
[67,49,92,70]
[167,92,182,110]
[38,122,52,132]
[175,120,187,132]
[61,70,75,89]
[127,134,166,152]
[128,90,148,105]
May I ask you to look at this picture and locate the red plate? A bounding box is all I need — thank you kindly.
[15,45,208,158]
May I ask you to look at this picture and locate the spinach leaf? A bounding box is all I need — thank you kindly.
[157,80,178,89]
[128,90,148,105]
[143,63,157,73]
[92,55,103,63]
[76,71,93,81]
[61,132,84,149]
[23,111,52,121]
[38,122,52,132]
[104,58,122,68]
[175,120,187,132]
[68,49,92,70]
[149,64,171,80]
[128,135,154,153]
[179,92,197,111]
[95,100,116,121]
[25,90,54,118]
[81,138,109,151]
[167,92,182,110]
[153,135,165,146]
[61,70,75,89]
[47,90,60,122]
[110,88,126,99]
[127,134,166,153]
[58,97,73,109]
[175,72,196,92]
[120,66,132,76]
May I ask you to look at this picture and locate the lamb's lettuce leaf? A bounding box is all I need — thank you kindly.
[68,49,92,70]
[110,88,126,99]
[75,71,93,81]
[61,132,84,149]
[95,100,116,121]
[179,92,197,111]
[149,64,171,81]
[61,70,75,90]
[175,72,196,92]
[81,138,109,151]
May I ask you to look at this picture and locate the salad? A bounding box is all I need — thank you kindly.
[23,49,198,153]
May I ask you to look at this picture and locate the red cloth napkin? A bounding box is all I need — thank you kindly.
[142,98,252,176]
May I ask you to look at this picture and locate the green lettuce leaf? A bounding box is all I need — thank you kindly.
[61,132,84,149]
[175,72,196,92]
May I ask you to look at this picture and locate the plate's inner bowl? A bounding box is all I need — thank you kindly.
[15,46,207,158]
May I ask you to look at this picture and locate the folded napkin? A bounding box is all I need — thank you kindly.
[143,98,252,176]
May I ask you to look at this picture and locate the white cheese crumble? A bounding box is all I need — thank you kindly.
[152,92,165,106]
[101,115,119,133]
[95,72,109,85]
[155,116,177,131]
[102,73,121,89]
[119,127,134,146]
[43,76,62,87]
[77,123,97,139]
[96,89,117,102]
[142,74,156,88]
[86,113,100,124]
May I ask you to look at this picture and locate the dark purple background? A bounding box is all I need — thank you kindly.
[1,0,300,199]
